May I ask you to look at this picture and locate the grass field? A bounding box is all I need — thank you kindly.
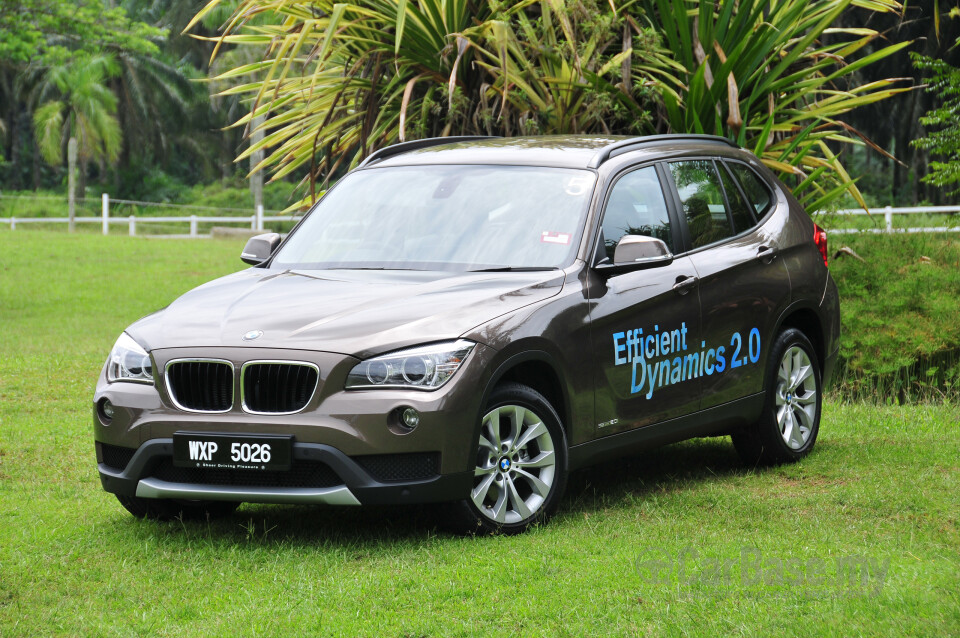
[828,231,960,400]
[1,231,958,636]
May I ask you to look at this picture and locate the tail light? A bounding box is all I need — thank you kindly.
[813,223,828,267]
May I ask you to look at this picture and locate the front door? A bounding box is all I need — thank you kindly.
[588,165,703,436]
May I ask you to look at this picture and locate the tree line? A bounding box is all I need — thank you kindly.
[1,0,957,208]
[0,0,247,200]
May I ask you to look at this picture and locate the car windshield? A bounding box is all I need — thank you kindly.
[270,165,597,271]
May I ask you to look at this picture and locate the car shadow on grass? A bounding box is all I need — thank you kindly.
[562,435,747,514]
[121,435,783,546]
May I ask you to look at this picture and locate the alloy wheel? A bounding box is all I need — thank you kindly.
[775,345,818,450]
[471,404,557,524]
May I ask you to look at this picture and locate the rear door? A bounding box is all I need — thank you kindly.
[665,159,791,409]
[587,164,703,436]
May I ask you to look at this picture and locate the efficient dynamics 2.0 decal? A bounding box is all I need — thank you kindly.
[612,322,761,399]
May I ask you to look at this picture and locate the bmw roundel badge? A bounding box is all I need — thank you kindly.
[242,330,263,341]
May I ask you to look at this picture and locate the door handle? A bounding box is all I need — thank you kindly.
[757,245,779,263]
[672,275,698,295]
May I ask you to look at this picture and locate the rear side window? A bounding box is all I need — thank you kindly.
[718,163,756,233]
[668,160,735,250]
[726,162,772,217]
[599,166,673,260]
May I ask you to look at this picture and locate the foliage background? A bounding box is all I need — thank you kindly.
[191,0,918,211]
[1,0,958,208]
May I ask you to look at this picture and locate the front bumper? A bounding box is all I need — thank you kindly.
[97,439,473,506]
[93,343,497,508]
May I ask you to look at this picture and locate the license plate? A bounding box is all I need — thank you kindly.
[173,433,293,471]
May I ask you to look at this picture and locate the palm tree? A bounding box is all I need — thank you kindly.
[109,49,196,164]
[114,0,248,186]
[32,55,122,204]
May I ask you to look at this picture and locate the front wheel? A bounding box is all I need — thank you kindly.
[732,328,822,466]
[447,382,568,535]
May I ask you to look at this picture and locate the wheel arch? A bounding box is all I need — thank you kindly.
[480,350,572,438]
[774,303,826,375]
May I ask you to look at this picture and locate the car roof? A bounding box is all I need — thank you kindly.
[364,134,743,170]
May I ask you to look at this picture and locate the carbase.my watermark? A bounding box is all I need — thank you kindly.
[636,546,890,600]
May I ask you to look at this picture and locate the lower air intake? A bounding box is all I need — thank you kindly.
[99,443,137,471]
[354,452,440,482]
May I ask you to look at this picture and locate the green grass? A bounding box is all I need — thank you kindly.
[1,231,958,636]
[829,232,960,401]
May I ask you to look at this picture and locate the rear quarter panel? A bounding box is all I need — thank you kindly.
[754,166,828,307]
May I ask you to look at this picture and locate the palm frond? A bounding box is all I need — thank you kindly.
[192,0,912,211]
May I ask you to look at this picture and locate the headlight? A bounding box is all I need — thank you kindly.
[106,333,154,384]
[345,340,475,390]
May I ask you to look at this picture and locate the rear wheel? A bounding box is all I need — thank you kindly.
[116,494,239,521]
[448,382,568,535]
[732,328,822,466]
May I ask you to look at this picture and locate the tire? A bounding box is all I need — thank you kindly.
[447,382,568,535]
[116,494,240,521]
[732,327,822,466]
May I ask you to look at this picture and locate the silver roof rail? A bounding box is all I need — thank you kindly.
[588,134,739,168]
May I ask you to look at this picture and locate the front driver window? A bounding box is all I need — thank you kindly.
[600,166,673,262]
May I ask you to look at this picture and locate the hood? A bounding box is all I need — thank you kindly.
[127,267,565,357]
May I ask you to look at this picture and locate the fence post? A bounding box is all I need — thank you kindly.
[102,193,109,235]
[256,204,264,231]
[190,215,198,237]
[67,138,77,233]
[10,217,15,231]
[128,215,135,237]
[885,206,893,232]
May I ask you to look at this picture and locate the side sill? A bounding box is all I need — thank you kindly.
[568,392,764,470]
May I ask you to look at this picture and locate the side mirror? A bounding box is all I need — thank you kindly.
[241,233,281,266]
[614,235,673,267]
[596,235,673,275]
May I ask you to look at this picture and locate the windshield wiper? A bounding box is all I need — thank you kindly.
[328,267,426,271]
[467,266,558,272]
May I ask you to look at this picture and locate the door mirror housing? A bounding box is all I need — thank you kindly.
[614,235,672,265]
[241,233,281,266]
[596,235,673,274]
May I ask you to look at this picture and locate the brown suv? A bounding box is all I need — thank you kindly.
[93,135,840,534]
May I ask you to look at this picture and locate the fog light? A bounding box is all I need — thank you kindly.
[98,398,115,423]
[401,407,420,429]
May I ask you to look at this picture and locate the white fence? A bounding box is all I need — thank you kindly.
[821,205,960,234]
[0,193,298,236]
[1,194,957,236]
